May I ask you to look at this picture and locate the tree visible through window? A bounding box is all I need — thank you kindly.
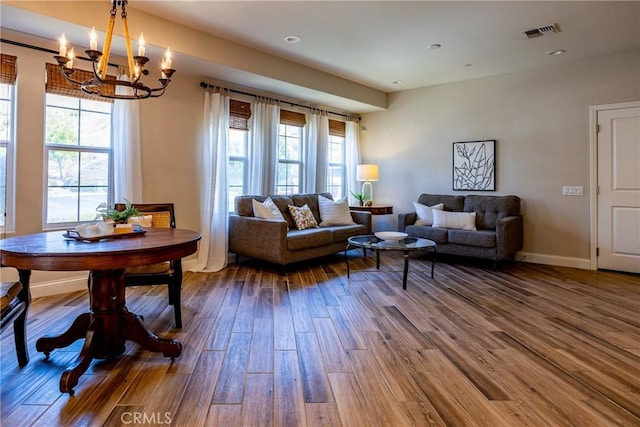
[44,94,112,225]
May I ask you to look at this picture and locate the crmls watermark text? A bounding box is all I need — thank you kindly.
[121,412,172,425]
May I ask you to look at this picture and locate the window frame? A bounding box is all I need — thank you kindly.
[276,123,304,195]
[327,132,347,199]
[0,82,16,232]
[43,93,113,229]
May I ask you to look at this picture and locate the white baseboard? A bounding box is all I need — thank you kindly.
[7,258,202,299]
[31,275,88,299]
[514,251,592,270]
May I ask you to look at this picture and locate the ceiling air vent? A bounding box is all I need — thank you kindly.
[522,23,560,39]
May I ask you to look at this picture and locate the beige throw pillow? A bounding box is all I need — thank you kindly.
[252,197,286,222]
[432,210,477,230]
[413,202,444,226]
[318,195,355,226]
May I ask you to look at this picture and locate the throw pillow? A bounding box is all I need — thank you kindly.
[288,204,319,230]
[318,195,355,226]
[413,202,444,226]
[252,197,286,222]
[432,210,477,231]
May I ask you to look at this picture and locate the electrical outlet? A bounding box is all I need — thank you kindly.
[562,186,583,196]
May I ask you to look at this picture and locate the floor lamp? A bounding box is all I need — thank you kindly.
[356,164,379,206]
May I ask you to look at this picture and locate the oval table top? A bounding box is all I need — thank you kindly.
[0,228,201,272]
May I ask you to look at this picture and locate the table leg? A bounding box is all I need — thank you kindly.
[345,243,352,279]
[431,247,437,279]
[376,250,380,269]
[59,317,102,395]
[122,309,182,358]
[403,251,410,290]
[36,313,91,358]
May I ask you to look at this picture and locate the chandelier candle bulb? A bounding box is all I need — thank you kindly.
[138,33,145,56]
[89,27,98,51]
[66,48,75,69]
[59,33,67,56]
[164,48,172,69]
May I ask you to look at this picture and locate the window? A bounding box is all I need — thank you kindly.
[0,82,15,231]
[327,119,346,199]
[228,128,248,212]
[44,94,112,225]
[228,99,250,212]
[277,123,303,195]
[0,54,17,232]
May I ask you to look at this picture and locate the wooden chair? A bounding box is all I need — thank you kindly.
[1,280,30,367]
[115,203,184,328]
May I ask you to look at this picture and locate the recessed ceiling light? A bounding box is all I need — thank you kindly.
[392,80,404,85]
[427,43,442,49]
[284,35,301,44]
[547,49,566,56]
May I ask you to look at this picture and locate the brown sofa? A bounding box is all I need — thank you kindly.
[398,193,523,266]
[229,193,371,272]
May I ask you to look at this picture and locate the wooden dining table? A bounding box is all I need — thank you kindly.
[0,227,201,395]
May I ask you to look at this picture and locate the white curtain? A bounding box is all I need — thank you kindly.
[304,110,329,193]
[345,118,361,205]
[248,97,279,195]
[192,89,229,272]
[112,74,142,203]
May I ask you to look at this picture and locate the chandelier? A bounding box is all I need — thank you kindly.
[54,0,175,100]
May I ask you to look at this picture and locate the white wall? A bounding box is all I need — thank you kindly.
[360,49,640,268]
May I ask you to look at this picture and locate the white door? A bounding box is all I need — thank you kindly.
[597,105,640,273]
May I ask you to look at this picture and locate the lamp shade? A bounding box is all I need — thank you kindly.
[356,164,379,182]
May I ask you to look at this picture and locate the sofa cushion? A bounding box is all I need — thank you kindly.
[287,228,334,251]
[417,194,464,212]
[292,193,332,224]
[433,210,477,231]
[405,225,448,243]
[448,229,496,248]
[413,202,444,226]
[318,195,355,226]
[325,224,369,243]
[269,195,296,229]
[463,195,521,230]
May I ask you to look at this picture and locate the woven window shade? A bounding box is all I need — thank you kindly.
[328,119,346,137]
[280,109,306,127]
[0,54,17,85]
[229,99,251,130]
[45,63,115,102]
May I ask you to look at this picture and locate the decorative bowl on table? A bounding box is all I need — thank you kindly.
[374,231,408,241]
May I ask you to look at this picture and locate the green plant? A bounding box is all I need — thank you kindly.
[350,191,366,205]
[96,199,140,224]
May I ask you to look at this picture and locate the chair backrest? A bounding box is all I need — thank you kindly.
[114,203,176,229]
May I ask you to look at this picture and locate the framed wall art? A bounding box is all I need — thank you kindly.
[452,140,496,191]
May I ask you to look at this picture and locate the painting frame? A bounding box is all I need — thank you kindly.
[452,140,496,191]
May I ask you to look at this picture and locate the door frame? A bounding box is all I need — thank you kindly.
[589,100,640,270]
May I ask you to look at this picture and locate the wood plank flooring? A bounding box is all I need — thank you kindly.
[1,252,639,426]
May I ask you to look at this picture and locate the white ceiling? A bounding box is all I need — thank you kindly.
[2,1,639,113]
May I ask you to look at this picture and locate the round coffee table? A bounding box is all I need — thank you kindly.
[345,235,437,289]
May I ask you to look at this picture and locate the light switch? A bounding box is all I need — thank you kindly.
[562,186,583,196]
